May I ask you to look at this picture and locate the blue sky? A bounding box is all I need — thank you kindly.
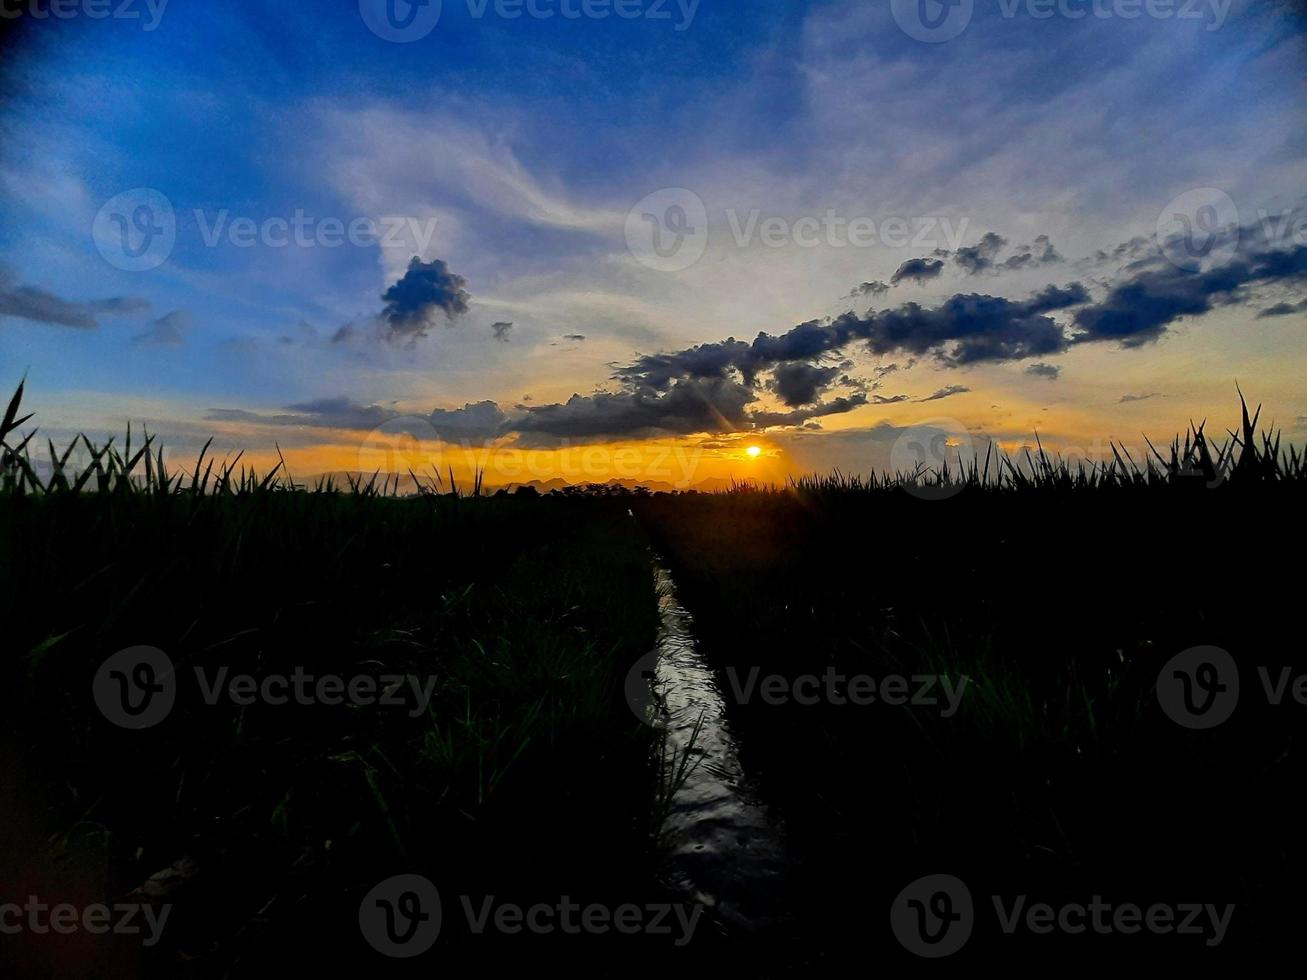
[1,0,1304,484]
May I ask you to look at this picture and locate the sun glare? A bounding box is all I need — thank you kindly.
[746,445,762,458]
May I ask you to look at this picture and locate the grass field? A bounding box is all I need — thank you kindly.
[635,403,1307,966]
[3,379,1305,972]
[0,382,687,976]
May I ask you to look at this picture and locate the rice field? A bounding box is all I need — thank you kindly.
[3,379,1304,972]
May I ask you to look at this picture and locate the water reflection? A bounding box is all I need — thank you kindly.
[650,557,791,933]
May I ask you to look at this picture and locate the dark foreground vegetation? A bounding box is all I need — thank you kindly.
[3,379,1305,973]
[0,382,680,977]
[637,398,1306,967]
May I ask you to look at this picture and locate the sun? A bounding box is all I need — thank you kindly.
[746,445,762,458]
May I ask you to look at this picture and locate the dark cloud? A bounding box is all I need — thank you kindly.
[208,396,508,446]
[890,257,945,286]
[852,280,889,297]
[1003,235,1063,271]
[1024,362,1061,380]
[616,282,1090,411]
[871,393,910,404]
[919,385,970,402]
[856,283,1090,366]
[427,401,508,441]
[508,236,1307,443]
[491,321,513,342]
[749,394,869,429]
[563,333,586,341]
[1119,392,1161,403]
[0,266,150,329]
[379,257,470,342]
[132,309,190,347]
[278,397,395,430]
[954,232,1007,275]
[1257,298,1307,318]
[512,377,756,445]
[1088,235,1152,268]
[770,362,840,407]
[1072,242,1307,348]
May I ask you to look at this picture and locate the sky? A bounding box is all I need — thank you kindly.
[0,0,1304,488]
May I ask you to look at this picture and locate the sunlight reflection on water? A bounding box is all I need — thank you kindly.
[650,557,792,933]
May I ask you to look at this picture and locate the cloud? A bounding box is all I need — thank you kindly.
[1119,392,1161,403]
[1003,235,1063,271]
[427,401,509,441]
[207,396,508,446]
[612,282,1090,414]
[954,232,1007,275]
[1024,362,1061,380]
[563,333,586,341]
[1072,240,1307,348]
[919,385,971,402]
[770,362,840,407]
[379,257,471,343]
[1257,299,1307,318]
[748,394,869,429]
[871,393,910,404]
[491,321,514,342]
[132,309,191,347]
[852,280,889,297]
[855,283,1090,366]
[0,266,150,329]
[513,377,756,445]
[890,257,945,286]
